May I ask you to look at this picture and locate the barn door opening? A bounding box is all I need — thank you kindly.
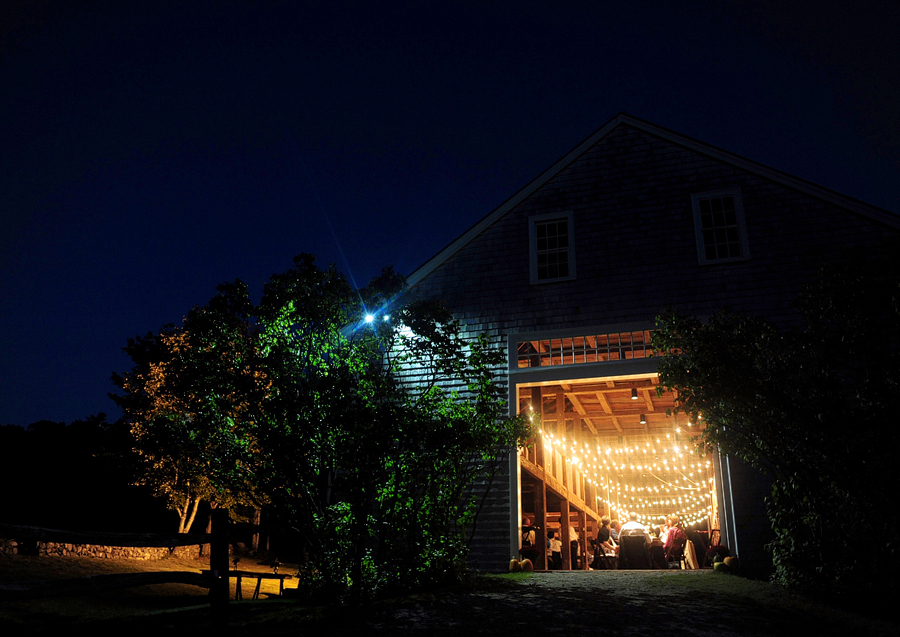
[515,374,720,569]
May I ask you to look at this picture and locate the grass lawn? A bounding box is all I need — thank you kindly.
[0,552,293,633]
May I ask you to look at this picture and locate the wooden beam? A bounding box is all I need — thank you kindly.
[640,388,654,412]
[596,391,613,414]
[520,456,602,523]
[562,382,661,395]
[610,415,624,433]
[565,392,598,434]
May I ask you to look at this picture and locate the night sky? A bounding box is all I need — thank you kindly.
[1,1,898,427]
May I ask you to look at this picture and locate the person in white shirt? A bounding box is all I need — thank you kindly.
[569,525,580,568]
[548,531,563,569]
[618,512,651,547]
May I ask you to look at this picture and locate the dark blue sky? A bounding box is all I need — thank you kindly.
[1,1,898,427]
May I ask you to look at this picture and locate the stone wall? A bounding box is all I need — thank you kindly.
[0,525,211,560]
[35,541,207,560]
[1,538,209,559]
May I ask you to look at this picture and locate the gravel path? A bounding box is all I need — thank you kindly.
[300,570,896,637]
[4,565,895,636]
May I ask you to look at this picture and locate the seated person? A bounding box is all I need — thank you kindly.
[664,514,688,563]
[596,516,617,555]
[618,512,651,546]
[617,512,652,569]
[520,517,542,564]
[609,519,621,542]
[659,521,670,545]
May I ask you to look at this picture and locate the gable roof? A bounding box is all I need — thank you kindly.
[407,112,900,287]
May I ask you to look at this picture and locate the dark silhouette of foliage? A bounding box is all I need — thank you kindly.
[0,414,168,532]
[653,248,900,602]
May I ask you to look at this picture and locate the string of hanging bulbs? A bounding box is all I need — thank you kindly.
[535,423,715,528]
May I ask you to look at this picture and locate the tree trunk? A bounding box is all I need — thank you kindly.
[178,495,202,533]
[251,508,261,552]
[205,501,219,534]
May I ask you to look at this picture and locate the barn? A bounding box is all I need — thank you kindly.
[404,113,900,574]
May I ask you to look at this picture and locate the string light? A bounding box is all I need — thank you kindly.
[531,422,715,528]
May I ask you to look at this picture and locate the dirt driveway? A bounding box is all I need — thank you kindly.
[3,564,896,636]
[288,570,896,637]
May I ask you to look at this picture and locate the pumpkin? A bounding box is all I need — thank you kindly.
[520,558,534,572]
[723,556,739,570]
[509,558,522,572]
[713,561,729,573]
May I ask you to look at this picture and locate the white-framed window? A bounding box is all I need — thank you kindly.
[691,189,750,264]
[529,211,576,284]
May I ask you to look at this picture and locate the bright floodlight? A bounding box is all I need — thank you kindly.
[364,314,375,323]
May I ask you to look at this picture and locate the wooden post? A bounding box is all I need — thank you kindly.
[532,387,544,468]
[251,508,261,553]
[556,389,566,488]
[209,508,229,625]
[534,481,547,570]
[560,498,571,570]
[578,509,588,570]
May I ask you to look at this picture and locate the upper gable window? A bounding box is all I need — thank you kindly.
[691,189,750,264]
[529,211,576,284]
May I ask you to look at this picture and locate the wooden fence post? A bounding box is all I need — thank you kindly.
[209,509,229,626]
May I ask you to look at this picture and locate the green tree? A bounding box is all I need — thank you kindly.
[255,255,528,600]
[111,282,268,533]
[652,249,900,600]
[112,254,526,598]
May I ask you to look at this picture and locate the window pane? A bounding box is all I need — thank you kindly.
[697,194,745,263]
[534,217,571,280]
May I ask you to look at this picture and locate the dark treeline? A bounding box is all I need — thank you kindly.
[0,414,171,533]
